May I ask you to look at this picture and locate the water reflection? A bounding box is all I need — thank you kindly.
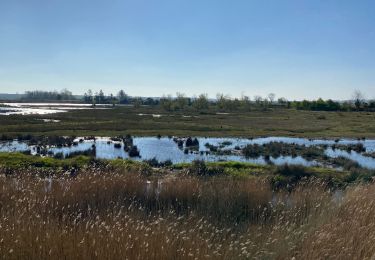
[325,148,375,169]
[0,136,374,169]
[0,106,66,115]
[0,103,111,115]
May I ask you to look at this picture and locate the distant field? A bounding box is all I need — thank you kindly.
[0,106,374,138]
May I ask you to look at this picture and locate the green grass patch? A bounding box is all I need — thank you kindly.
[0,152,91,169]
[1,107,375,138]
[0,153,372,188]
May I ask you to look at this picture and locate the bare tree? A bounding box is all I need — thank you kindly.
[176,92,188,110]
[254,95,263,105]
[240,93,251,111]
[160,94,173,111]
[193,94,209,110]
[267,93,276,104]
[352,90,365,111]
[216,93,231,110]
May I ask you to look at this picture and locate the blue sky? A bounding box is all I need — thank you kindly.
[0,0,374,100]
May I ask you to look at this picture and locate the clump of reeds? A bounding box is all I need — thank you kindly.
[292,183,375,259]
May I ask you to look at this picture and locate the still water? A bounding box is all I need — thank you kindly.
[0,103,110,115]
[1,136,374,169]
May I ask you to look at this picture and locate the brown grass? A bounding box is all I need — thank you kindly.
[294,184,375,259]
[0,166,374,259]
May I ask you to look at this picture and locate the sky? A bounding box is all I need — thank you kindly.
[0,0,374,100]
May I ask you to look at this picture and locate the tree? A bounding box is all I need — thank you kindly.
[326,99,340,111]
[23,89,75,101]
[314,98,327,111]
[369,100,375,109]
[267,93,276,104]
[60,88,73,100]
[117,90,129,104]
[83,89,92,103]
[352,90,365,111]
[216,93,232,110]
[133,97,143,108]
[109,93,117,107]
[277,97,287,104]
[160,95,173,111]
[98,90,105,104]
[301,100,311,110]
[193,94,209,111]
[254,96,263,106]
[93,92,99,106]
[84,89,93,103]
[175,92,188,110]
[241,94,251,111]
[144,97,158,106]
[232,98,241,111]
[216,93,225,110]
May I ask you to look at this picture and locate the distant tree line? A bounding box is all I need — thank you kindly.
[291,99,344,111]
[24,88,374,112]
[160,91,375,112]
[290,91,375,112]
[23,89,75,101]
[83,89,149,106]
[82,89,374,112]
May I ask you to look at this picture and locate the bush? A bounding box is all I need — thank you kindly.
[185,137,199,147]
[188,160,208,175]
[128,146,140,157]
[145,157,173,167]
[188,160,225,176]
[65,148,96,158]
[272,164,313,189]
[53,152,64,159]
[275,164,311,178]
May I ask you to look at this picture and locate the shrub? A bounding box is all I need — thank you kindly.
[188,160,208,175]
[65,148,96,158]
[53,152,64,159]
[128,146,140,157]
[145,157,173,167]
[272,164,313,189]
[275,164,311,178]
[188,160,225,176]
[185,137,199,147]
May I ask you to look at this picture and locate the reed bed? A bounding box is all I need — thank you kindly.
[295,183,375,259]
[0,166,373,259]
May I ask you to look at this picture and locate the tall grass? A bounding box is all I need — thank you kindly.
[295,183,375,259]
[0,166,373,259]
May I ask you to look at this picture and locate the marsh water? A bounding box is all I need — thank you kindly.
[1,136,375,169]
[0,103,110,115]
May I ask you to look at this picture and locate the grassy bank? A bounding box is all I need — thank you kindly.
[1,106,375,138]
[0,152,373,188]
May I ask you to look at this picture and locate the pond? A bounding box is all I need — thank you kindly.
[1,136,375,169]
